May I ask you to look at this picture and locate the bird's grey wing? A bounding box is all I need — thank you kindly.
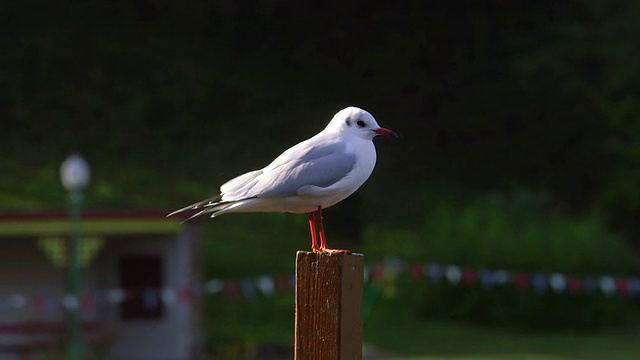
[257,142,357,197]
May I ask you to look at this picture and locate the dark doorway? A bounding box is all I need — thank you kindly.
[119,255,164,320]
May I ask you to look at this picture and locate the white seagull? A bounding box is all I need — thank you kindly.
[168,106,398,253]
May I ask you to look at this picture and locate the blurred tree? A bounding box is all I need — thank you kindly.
[510,0,640,240]
[0,0,638,242]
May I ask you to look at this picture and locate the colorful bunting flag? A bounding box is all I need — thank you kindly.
[240,279,256,299]
[409,264,425,279]
[224,281,239,298]
[445,266,462,284]
[1,261,639,313]
[204,279,223,294]
[62,294,79,311]
[427,264,444,282]
[616,278,629,295]
[514,273,529,291]
[628,277,640,297]
[531,274,548,294]
[274,276,290,291]
[566,276,581,294]
[255,276,275,296]
[549,273,566,293]
[478,269,494,289]
[107,289,125,304]
[599,276,616,296]
[180,287,195,303]
[143,289,159,311]
[161,288,177,305]
[492,270,511,286]
[371,266,385,282]
[582,276,598,293]
[462,268,477,286]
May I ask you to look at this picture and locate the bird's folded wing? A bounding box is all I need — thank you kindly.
[220,169,262,196]
[253,142,357,198]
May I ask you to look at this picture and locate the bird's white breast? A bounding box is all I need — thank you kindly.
[317,137,377,208]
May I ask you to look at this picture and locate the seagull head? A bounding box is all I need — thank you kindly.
[326,106,399,140]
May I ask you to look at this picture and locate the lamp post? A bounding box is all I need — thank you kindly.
[60,154,90,359]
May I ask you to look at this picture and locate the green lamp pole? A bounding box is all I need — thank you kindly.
[60,154,90,360]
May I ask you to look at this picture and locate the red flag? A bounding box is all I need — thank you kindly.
[275,276,290,291]
[409,264,424,279]
[31,296,45,311]
[372,266,385,282]
[462,269,477,286]
[180,287,195,303]
[567,276,582,293]
[122,289,136,301]
[82,294,95,311]
[617,278,629,295]
[224,281,239,298]
[514,273,529,291]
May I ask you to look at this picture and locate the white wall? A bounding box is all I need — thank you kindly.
[0,237,65,324]
[101,233,198,360]
[0,236,101,355]
[0,228,202,360]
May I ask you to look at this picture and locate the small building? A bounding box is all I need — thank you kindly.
[0,210,203,360]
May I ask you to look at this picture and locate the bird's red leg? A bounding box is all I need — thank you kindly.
[317,206,328,250]
[309,211,321,252]
[317,206,350,254]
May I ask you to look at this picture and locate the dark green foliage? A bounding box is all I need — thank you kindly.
[363,189,640,330]
[2,1,639,229]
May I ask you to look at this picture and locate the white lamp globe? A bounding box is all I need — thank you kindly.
[60,154,90,191]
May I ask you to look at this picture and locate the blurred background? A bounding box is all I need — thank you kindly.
[1,1,640,359]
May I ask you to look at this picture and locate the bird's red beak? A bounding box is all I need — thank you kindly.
[373,127,399,138]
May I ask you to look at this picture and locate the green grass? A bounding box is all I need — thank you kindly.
[368,321,640,360]
[390,357,569,360]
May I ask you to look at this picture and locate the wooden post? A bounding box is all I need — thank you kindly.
[294,251,364,360]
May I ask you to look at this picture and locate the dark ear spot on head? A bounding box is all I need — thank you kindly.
[345,119,351,126]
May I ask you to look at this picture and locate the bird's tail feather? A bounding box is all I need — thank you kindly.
[166,195,222,218]
[169,195,260,223]
[179,201,236,223]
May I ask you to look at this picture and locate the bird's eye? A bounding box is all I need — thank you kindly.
[356,120,366,127]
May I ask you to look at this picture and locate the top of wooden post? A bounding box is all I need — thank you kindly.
[294,251,364,360]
